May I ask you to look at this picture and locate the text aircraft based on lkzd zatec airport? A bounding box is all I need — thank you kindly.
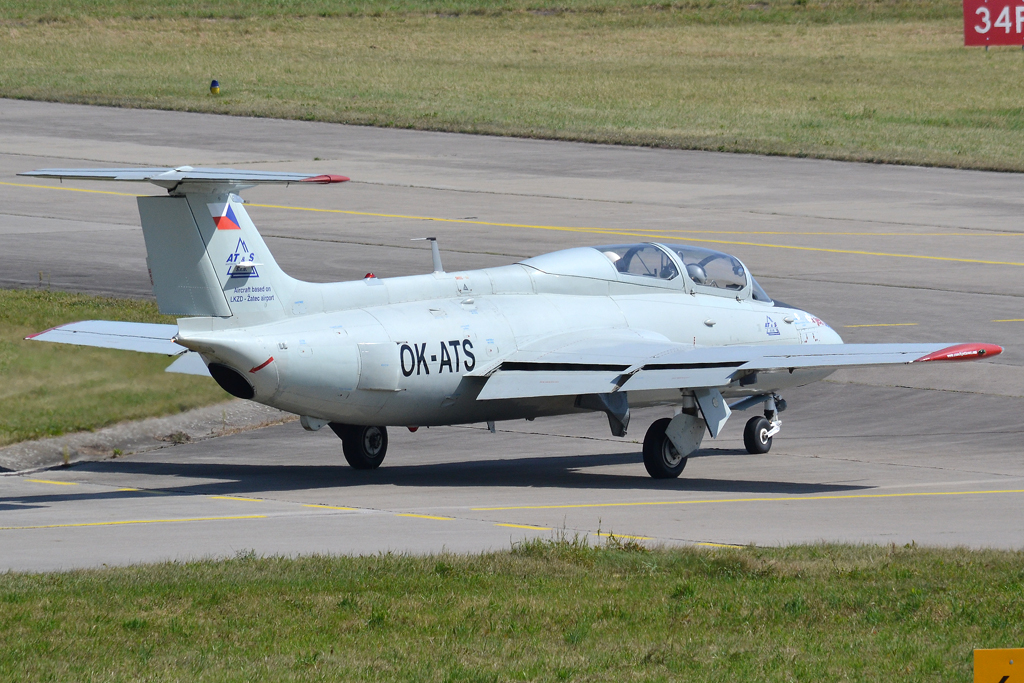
[22,167,1003,478]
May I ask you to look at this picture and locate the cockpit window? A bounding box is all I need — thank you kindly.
[750,277,772,303]
[596,244,678,280]
[669,245,747,291]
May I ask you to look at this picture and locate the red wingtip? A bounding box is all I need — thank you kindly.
[300,174,350,184]
[25,325,59,340]
[916,343,1003,362]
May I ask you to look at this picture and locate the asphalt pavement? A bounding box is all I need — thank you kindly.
[1,99,1022,572]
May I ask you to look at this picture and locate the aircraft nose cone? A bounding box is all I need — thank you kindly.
[819,325,843,344]
[795,310,843,344]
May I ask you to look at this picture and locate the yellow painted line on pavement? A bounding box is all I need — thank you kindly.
[303,504,359,511]
[250,202,1024,267]
[396,513,456,521]
[495,523,552,531]
[24,479,78,486]
[589,532,651,540]
[607,229,1023,237]
[0,515,266,530]
[843,323,919,328]
[0,181,143,197]
[696,542,745,549]
[210,495,264,502]
[473,488,1024,511]
[993,319,1024,322]
[4,182,1021,266]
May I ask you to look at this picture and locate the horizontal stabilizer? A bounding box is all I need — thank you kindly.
[27,321,183,355]
[19,166,349,192]
[165,351,211,376]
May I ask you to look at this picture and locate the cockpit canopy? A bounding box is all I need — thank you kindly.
[596,243,772,302]
[599,244,679,281]
[520,242,772,302]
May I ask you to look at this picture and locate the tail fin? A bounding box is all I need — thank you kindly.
[19,167,348,321]
[137,192,291,319]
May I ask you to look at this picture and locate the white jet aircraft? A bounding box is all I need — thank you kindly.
[21,167,1003,478]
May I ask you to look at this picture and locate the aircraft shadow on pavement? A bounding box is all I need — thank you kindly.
[2,450,872,506]
[0,502,48,512]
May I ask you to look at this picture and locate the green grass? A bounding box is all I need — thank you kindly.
[1,539,1021,681]
[3,0,1024,170]
[0,289,228,447]
[0,0,963,23]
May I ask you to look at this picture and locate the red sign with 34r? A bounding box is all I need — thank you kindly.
[964,0,1024,45]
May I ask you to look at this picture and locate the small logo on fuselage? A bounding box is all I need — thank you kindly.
[765,316,780,336]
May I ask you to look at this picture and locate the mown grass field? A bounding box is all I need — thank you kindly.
[0,289,227,447]
[3,0,1024,170]
[1,539,1020,681]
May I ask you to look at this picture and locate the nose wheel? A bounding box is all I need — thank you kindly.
[743,416,773,454]
[742,394,783,455]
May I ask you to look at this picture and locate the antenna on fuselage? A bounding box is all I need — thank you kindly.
[412,237,444,273]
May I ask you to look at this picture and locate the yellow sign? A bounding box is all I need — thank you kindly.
[975,649,1024,683]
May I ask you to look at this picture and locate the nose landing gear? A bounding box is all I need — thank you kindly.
[742,394,783,454]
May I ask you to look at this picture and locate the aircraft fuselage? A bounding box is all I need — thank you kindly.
[175,261,840,427]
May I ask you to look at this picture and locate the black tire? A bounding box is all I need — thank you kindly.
[329,423,388,469]
[642,417,688,479]
[743,416,772,455]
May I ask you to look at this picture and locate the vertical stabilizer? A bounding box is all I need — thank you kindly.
[137,192,295,321]
[137,196,232,317]
[19,166,349,321]
[188,192,293,320]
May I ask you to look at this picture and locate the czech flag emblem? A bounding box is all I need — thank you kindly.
[209,202,241,230]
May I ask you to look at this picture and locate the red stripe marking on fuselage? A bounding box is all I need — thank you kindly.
[249,357,274,373]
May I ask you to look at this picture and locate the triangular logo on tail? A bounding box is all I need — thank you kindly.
[208,202,241,230]
[226,238,259,278]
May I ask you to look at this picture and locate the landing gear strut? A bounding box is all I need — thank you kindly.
[329,423,389,469]
[743,394,783,455]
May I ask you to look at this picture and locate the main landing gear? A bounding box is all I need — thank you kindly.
[643,417,688,479]
[644,392,786,478]
[742,394,784,455]
[329,423,389,469]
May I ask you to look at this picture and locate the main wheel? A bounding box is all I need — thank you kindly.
[642,417,688,479]
[743,416,772,454]
[330,423,389,469]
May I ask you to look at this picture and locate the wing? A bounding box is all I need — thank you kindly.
[26,321,210,376]
[470,331,1001,401]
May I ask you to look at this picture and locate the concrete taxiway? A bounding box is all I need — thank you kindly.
[1,99,1023,571]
